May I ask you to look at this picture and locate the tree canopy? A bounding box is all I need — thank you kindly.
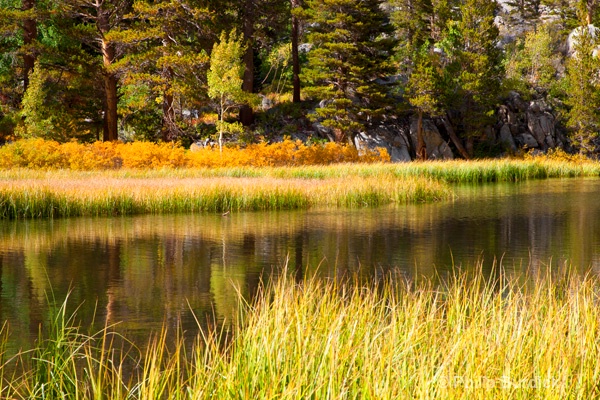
[1,0,600,156]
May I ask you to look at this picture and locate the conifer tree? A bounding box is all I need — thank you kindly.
[291,0,302,103]
[565,23,600,154]
[58,0,132,141]
[406,52,441,160]
[444,0,502,155]
[110,0,212,141]
[0,0,40,107]
[301,0,396,143]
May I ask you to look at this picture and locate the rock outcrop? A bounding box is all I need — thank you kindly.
[354,118,412,162]
[408,117,454,160]
[496,92,566,152]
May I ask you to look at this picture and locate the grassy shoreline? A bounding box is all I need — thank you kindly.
[0,173,450,218]
[1,159,599,219]
[2,267,599,399]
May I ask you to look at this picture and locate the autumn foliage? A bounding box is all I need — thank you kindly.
[0,139,390,170]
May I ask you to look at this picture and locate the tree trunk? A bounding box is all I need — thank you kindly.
[22,0,36,93]
[162,90,175,141]
[291,0,301,103]
[466,136,474,157]
[240,0,255,126]
[101,37,119,141]
[416,109,427,160]
[103,72,119,141]
[162,60,176,141]
[441,113,470,160]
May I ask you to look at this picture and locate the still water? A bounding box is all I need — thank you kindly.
[1,178,600,347]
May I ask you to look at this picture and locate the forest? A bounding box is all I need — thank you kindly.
[1,0,600,159]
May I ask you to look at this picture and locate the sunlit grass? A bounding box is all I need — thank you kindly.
[2,266,600,399]
[1,156,599,219]
[0,173,451,218]
[2,156,599,182]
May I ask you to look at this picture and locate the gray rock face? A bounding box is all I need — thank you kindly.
[409,117,454,160]
[499,124,517,151]
[494,93,563,153]
[354,124,412,162]
[526,102,556,150]
[516,133,539,149]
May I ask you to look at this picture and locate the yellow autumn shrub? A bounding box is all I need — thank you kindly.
[61,141,121,170]
[116,142,188,168]
[0,138,389,170]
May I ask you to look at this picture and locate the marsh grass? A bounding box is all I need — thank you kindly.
[3,267,600,399]
[0,173,451,219]
[1,157,599,219]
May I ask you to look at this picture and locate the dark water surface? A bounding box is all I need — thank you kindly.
[1,178,600,348]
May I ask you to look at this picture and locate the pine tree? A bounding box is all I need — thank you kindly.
[57,0,132,141]
[565,23,600,154]
[301,0,396,142]
[110,0,212,141]
[406,52,441,160]
[291,0,302,103]
[443,0,502,155]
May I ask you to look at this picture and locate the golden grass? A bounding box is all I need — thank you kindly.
[3,266,600,399]
[0,171,452,218]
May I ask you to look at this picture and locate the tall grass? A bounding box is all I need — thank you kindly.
[0,174,451,219]
[2,267,600,399]
[3,157,598,182]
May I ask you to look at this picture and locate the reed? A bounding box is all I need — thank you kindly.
[0,174,451,219]
[2,267,600,399]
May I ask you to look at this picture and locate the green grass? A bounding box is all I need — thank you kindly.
[2,266,600,399]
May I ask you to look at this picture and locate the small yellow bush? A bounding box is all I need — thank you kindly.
[523,148,591,164]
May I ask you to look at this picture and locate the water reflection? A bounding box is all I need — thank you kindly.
[1,178,600,347]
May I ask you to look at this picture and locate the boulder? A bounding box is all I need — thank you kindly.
[526,109,556,150]
[355,126,411,162]
[516,133,539,148]
[499,124,517,151]
[409,117,454,160]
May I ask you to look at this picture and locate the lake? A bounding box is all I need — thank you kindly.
[1,177,599,349]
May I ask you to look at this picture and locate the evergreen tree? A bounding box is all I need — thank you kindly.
[236,0,290,125]
[110,0,212,141]
[301,0,396,142]
[565,23,600,154]
[443,0,502,155]
[0,0,40,121]
[291,0,302,103]
[406,52,441,160]
[17,61,101,141]
[58,0,132,141]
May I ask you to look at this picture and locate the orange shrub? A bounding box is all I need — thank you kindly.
[0,138,389,170]
[187,140,389,168]
[116,142,188,168]
[61,141,121,170]
[0,138,67,169]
